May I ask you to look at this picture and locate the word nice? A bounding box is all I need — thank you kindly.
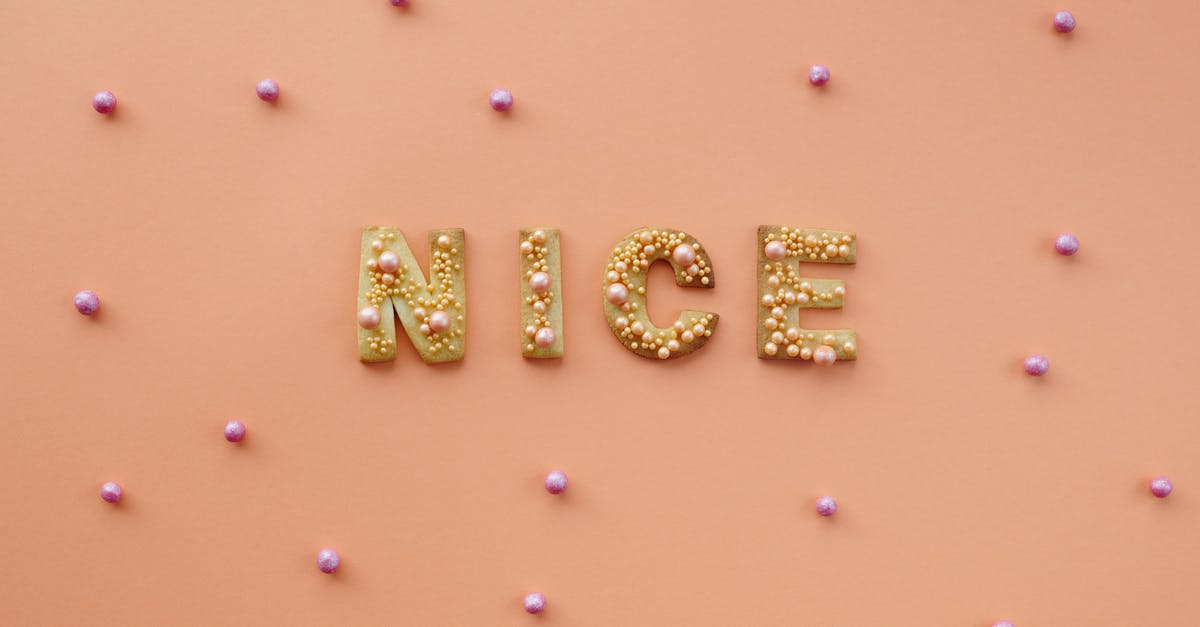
[356,225,857,365]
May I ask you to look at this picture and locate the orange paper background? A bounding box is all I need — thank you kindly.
[2,0,1199,625]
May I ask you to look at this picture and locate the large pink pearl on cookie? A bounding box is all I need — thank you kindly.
[529,271,551,294]
[256,79,280,102]
[1150,476,1173,498]
[1023,354,1049,376]
[74,290,100,316]
[534,327,556,348]
[358,306,381,330]
[808,65,830,86]
[813,345,837,366]
[92,90,117,114]
[672,243,696,266]
[545,470,568,494]
[100,481,123,504]
[523,592,546,614]
[815,495,837,517]
[490,88,514,112]
[377,251,400,273]
[1054,233,1079,256]
[224,420,246,443]
[606,282,628,305]
[428,310,451,333]
[764,241,787,261]
[316,548,340,574]
[1053,10,1076,33]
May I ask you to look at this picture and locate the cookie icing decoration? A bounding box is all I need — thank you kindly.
[756,226,856,364]
[357,227,466,364]
[602,227,718,360]
[520,228,563,358]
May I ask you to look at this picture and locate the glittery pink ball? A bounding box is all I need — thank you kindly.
[224,420,246,443]
[316,548,340,574]
[390,0,410,5]
[523,592,546,614]
[92,91,117,114]
[256,79,280,102]
[1150,476,1173,498]
[545,470,568,494]
[377,251,400,273]
[1023,354,1049,376]
[606,282,628,305]
[1054,233,1079,256]
[1053,10,1076,33]
[100,481,123,504]
[813,345,837,366]
[672,244,696,266]
[815,495,837,517]
[490,88,514,112]
[764,241,787,261]
[358,306,382,330]
[993,622,1015,627]
[534,327,556,348]
[74,290,100,316]
[429,310,451,333]
[529,271,551,294]
[808,65,830,86]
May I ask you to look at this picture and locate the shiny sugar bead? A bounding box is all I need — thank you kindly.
[224,420,246,443]
[1053,10,1076,33]
[813,345,837,366]
[256,79,280,102]
[606,283,629,305]
[358,306,381,330]
[1024,354,1049,376]
[534,327,556,348]
[377,251,400,273]
[429,311,451,333]
[764,240,787,261]
[672,244,696,266]
[490,89,514,112]
[994,622,1015,627]
[100,482,123,504]
[389,0,410,5]
[74,290,100,316]
[1150,476,1173,498]
[545,470,568,494]
[808,65,830,86]
[523,592,546,614]
[92,91,117,114]
[529,271,551,294]
[1054,233,1079,256]
[815,495,837,517]
[316,548,340,574]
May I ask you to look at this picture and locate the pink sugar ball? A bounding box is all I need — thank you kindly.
[1054,233,1079,256]
[1023,354,1049,376]
[490,88,514,112]
[1150,476,1173,498]
[523,592,546,614]
[544,470,568,495]
[1053,10,1076,33]
[224,420,246,443]
[808,65,830,86]
[815,495,837,517]
[92,91,117,114]
[100,481,123,504]
[74,290,100,316]
[390,0,411,5]
[316,548,340,573]
[256,79,280,102]
[994,622,1015,627]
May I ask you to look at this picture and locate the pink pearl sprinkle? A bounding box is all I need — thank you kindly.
[764,240,787,261]
[808,65,830,86]
[390,0,410,5]
[1053,10,1076,33]
[100,481,123,504]
[92,91,117,114]
[224,420,246,443]
[1054,233,1079,256]
[606,282,629,305]
[1023,354,1049,376]
[529,271,551,294]
[523,592,546,614]
[316,548,340,574]
[534,327,556,348]
[74,290,100,316]
[358,306,382,330]
[672,244,696,266]
[994,622,1015,627]
[490,88,514,112]
[815,495,837,517]
[813,345,837,366]
[377,251,400,273]
[545,470,568,494]
[256,79,280,102]
[1150,476,1173,498]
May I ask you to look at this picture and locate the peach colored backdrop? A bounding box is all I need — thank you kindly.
[2,0,1199,625]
